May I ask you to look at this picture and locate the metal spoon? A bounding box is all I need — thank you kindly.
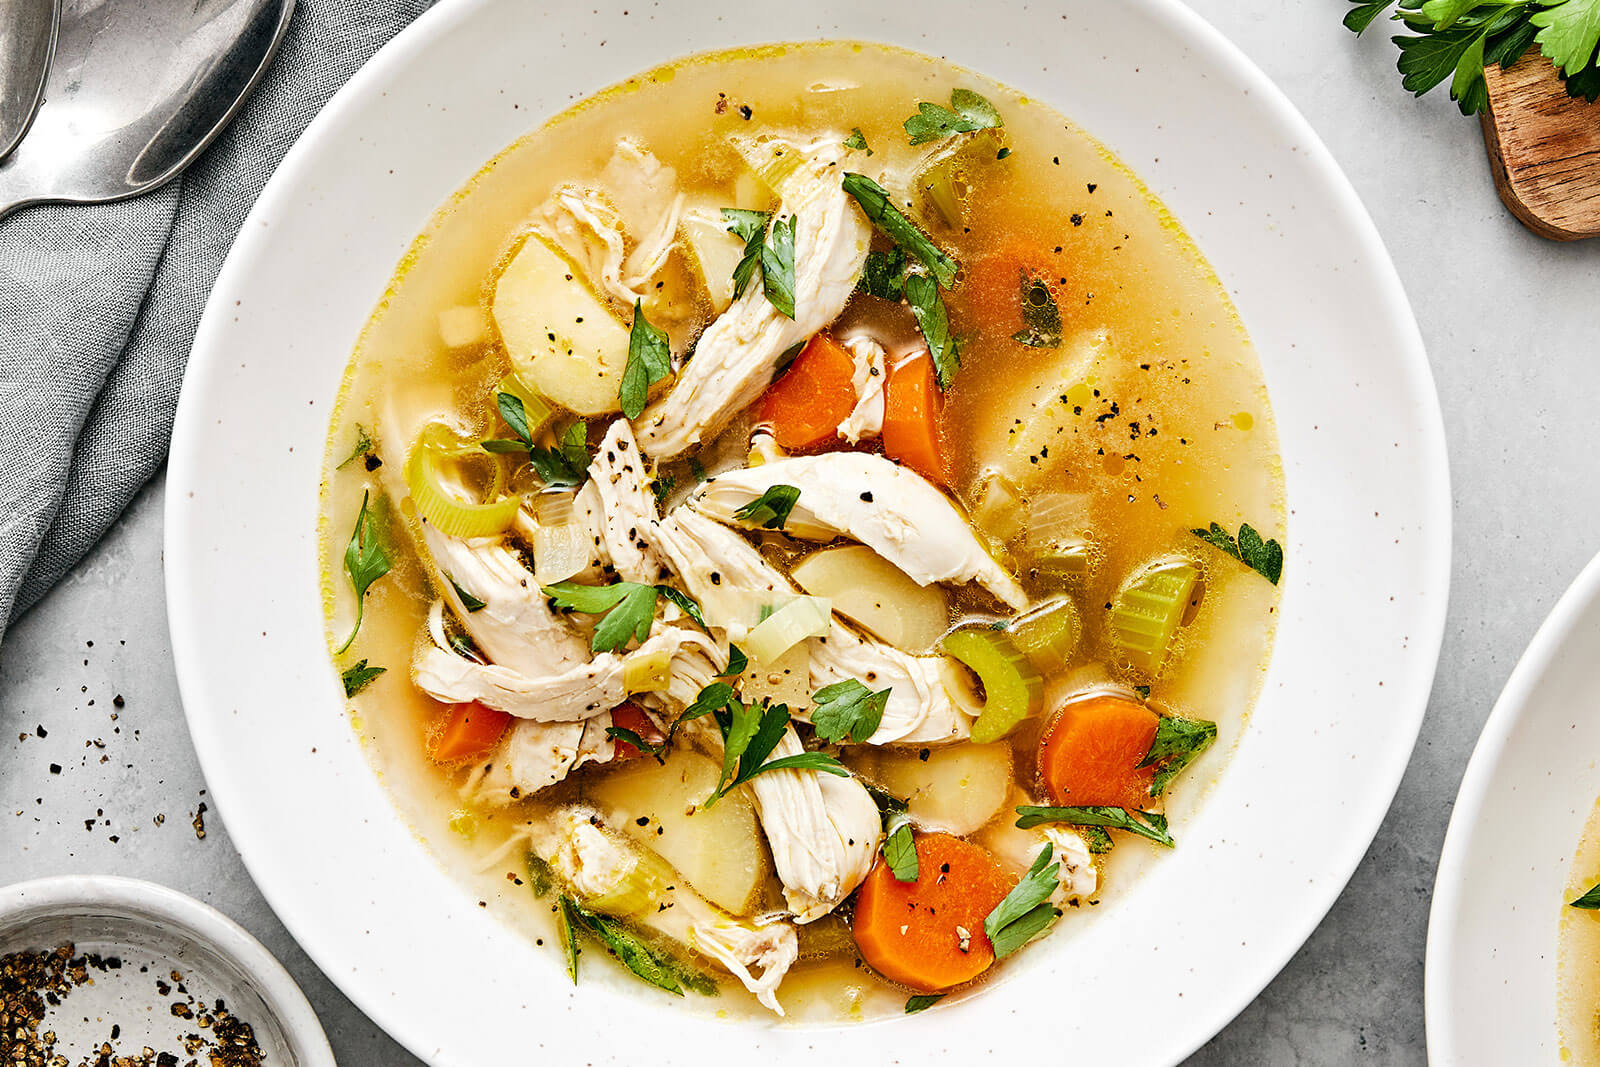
[0,0,57,163]
[0,0,295,220]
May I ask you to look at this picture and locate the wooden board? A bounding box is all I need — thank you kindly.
[1482,57,1600,241]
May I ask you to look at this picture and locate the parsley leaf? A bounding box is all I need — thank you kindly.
[905,994,945,1014]
[859,247,906,302]
[732,483,801,530]
[543,580,662,653]
[621,300,672,419]
[525,852,555,897]
[606,726,666,759]
[527,421,592,488]
[844,127,872,154]
[760,213,798,319]
[652,472,677,504]
[341,659,386,697]
[719,644,749,678]
[656,585,708,629]
[1139,715,1218,798]
[904,273,961,390]
[903,88,1004,146]
[841,173,959,288]
[496,391,538,448]
[983,844,1061,958]
[811,679,891,743]
[723,208,770,301]
[1080,826,1115,854]
[560,896,717,996]
[336,490,392,653]
[336,425,375,469]
[1012,271,1062,348]
[1531,0,1600,77]
[883,814,918,882]
[701,691,849,807]
[1015,805,1176,848]
[864,781,909,819]
[448,575,486,612]
[1573,882,1600,909]
[1191,521,1284,585]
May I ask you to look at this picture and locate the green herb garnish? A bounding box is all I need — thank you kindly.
[525,852,555,898]
[657,585,708,628]
[718,644,749,679]
[556,894,582,983]
[760,213,798,319]
[336,425,375,469]
[1015,805,1176,848]
[903,88,1004,146]
[883,814,919,883]
[542,580,705,653]
[1012,272,1062,348]
[904,273,961,390]
[1192,521,1284,585]
[723,208,770,301]
[844,127,873,154]
[732,483,801,530]
[841,173,959,288]
[340,659,386,697]
[905,993,945,1014]
[559,896,718,996]
[983,844,1061,958]
[526,421,592,488]
[693,684,849,807]
[810,679,891,744]
[336,490,392,654]
[448,575,486,612]
[1140,714,1218,798]
[621,300,672,419]
[1573,882,1600,909]
[606,726,666,760]
[859,247,906,302]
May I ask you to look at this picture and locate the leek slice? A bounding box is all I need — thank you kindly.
[532,491,589,585]
[581,841,677,918]
[1008,597,1080,674]
[624,648,674,694]
[745,596,832,666]
[405,428,520,539]
[727,133,805,195]
[940,628,1044,744]
[497,373,556,438]
[969,468,1025,544]
[1108,560,1199,674]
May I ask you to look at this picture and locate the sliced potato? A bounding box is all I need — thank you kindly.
[977,788,1054,873]
[790,545,949,652]
[582,748,772,915]
[680,203,747,315]
[491,232,631,416]
[844,742,1011,836]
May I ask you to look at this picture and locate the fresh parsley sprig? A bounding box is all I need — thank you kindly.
[558,894,717,995]
[904,274,961,390]
[883,813,919,882]
[1572,881,1600,909]
[542,580,706,653]
[1345,1,1600,114]
[340,659,386,697]
[720,208,799,319]
[732,483,801,530]
[983,844,1061,959]
[1015,805,1176,848]
[1192,521,1284,585]
[336,490,392,654]
[1140,714,1218,798]
[903,88,1004,146]
[841,173,958,288]
[620,300,672,419]
[859,247,906,302]
[844,127,873,154]
[810,679,891,743]
[336,425,375,470]
[682,682,849,807]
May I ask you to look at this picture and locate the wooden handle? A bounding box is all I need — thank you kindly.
[1482,57,1600,241]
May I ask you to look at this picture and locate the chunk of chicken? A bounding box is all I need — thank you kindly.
[692,452,1028,610]
[654,507,974,744]
[524,806,799,1014]
[635,139,871,458]
[587,418,670,585]
[1040,826,1100,904]
[414,625,721,722]
[836,335,886,443]
[744,726,883,922]
[462,715,615,807]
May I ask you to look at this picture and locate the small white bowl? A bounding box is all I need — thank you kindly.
[0,876,333,1067]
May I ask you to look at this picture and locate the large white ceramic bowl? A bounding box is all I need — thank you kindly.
[1426,552,1600,1064]
[166,1,1450,1063]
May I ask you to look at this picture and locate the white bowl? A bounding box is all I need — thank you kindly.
[0,876,333,1065]
[165,0,1450,1063]
[1426,552,1600,1064]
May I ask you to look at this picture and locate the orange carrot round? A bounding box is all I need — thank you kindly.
[852,832,1016,992]
[608,702,664,761]
[428,701,511,763]
[959,241,1065,341]
[759,333,858,451]
[1038,692,1159,808]
[881,351,947,485]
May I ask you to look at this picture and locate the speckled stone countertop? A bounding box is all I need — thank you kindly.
[4,4,1599,1064]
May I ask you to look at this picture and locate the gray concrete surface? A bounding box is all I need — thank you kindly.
[4,3,1599,1063]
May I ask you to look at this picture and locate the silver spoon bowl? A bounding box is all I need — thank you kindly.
[0,0,294,220]
[0,0,58,163]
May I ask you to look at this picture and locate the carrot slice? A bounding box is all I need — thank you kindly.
[852,832,1016,993]
[759,333,859,451]
[881,351,948,485]
[1038,692,1159,808]
[608,702,664,761]
[960,241,1064,341]
[428,701,511,763]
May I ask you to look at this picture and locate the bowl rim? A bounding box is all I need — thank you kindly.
[165,0,1452,1062]
[0,874,335,1066]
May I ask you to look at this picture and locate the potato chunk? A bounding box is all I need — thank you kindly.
[844,742,1011,836]
[790,545,949,652]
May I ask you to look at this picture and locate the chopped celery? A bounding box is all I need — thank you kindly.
[728,133,804,195]
[745,595,832,665]
[406,427,520,539]
[940,628,1044,743]
[624,648,674,693]
[920,158,966,228]
[583,842,677,918]
[1008,597,1080,673]
[969,468,1025,543]
[1108,560,1199,674]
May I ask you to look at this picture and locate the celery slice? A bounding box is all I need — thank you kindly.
[582,841,677,919]
[745,595,832,665]
[941,628,1044,743]
[1008,597,1080,673]
[1108,560,1199,674]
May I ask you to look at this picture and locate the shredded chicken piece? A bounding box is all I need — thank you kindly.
[1041,826,1100,904]
[635,138,871,458]
[691,452,1028,610]
[587,418,670,584]
[461,717,613,806]
[524,806,799,1014]
[836,335,886,443]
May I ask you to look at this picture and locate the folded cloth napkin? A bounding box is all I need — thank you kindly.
[0,0,434,644]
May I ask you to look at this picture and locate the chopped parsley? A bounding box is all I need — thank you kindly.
[336,424,375,469]
[1192,521,1284,585]
[904,273,961,390]
[1140,714,1218,798]
[883,814,918,883]
[542,580,705,653]
[904,994,945,1014]
[718,644,750,679]
[448,575,486,612]
[686,682,849,807]
[983,844,1061,958]
[526,421,592,488]
[760,213,798,319]
[723,208,770,301]
[335,490,392,654]
[1573,882,1600,909]
[620,300,672,419]
[559,895,718,996]
[810,679,891,744]
[844,127,873,154]
[859,247,906,302]
[1015,805,1176,848]
[732,483,801,530]
[340,659,386,697]
[606,726,666,760]
[841,172,959,288]
[1012,271,1063,348]
[903,88,1004,145]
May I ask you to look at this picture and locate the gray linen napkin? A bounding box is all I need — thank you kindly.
[0,0,434,644]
